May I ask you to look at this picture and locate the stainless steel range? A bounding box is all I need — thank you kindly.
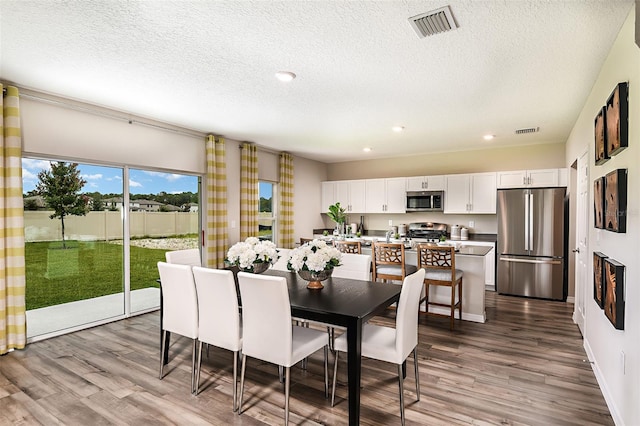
[407,222,448,242]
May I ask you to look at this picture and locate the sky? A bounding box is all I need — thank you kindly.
[22,159,199,195]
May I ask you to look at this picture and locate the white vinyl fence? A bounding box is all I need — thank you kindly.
[24,211,198,242]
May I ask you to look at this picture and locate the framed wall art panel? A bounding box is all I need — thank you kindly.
[604,169,627,233]
[594,176,605,229]
[594,107,608,165]
[605,82,629,157]
[593,252,607,308]
[604,258,625,330]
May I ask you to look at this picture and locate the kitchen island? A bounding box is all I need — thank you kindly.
[361,244,491,323]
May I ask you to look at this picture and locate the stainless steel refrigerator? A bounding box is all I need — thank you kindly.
[497,188,567,300]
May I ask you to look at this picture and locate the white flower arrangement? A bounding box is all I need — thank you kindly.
[287,239,342,273]
[227,237,278,271]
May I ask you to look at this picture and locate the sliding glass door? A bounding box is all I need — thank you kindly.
[23,158,200,340]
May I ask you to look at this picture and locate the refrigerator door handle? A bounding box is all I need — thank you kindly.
[524,191,529,251]
[500,257,562,265]
[529,192,534,252]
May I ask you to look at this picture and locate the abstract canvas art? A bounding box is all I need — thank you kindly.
[604,258,625,330]
[593,252,607,308]
[594,177,604,229]
[604,169,627,233]
[605,82,629,157]
[594,107,608,165]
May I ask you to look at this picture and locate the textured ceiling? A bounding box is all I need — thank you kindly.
[0,0,634,163]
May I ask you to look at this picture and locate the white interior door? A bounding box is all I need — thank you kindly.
[574,150,589,334]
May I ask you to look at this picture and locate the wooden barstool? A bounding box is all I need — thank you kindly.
[417,244,463,330]
[371,242,417,283]
[334,240,361,254]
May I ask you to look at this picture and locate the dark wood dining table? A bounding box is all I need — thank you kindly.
[161,268,402,426]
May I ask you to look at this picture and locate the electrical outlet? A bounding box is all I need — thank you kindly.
[469,221,475,228]
[388,219,393,226]
[620,351,626,374]
[231,220,236,228]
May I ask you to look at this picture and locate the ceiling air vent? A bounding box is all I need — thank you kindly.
[515,127,540,135]
[408,6,458,38]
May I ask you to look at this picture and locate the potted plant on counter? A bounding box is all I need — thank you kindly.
[327,202,347,236]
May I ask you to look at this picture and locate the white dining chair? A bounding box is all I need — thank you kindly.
[165,248,201,266]
[192,267,242,410]
[237,272,329,426]
[271,248,291,271]
[331,268,426,426]
[332,253,371,281]
[157,261,199,394]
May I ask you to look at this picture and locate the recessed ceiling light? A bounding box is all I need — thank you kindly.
[275,71,296,82]
[363,147,372,152]
[483,134,495,140]
[392,126,404,132]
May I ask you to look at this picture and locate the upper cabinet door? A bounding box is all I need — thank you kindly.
[321,181,336,214]
[444,174,471,213]
[385,178,407,213]
[496,170,527,188]
[365,179,386,213]
[469,173,497,213]
[527,169,559,187]
[349,180,366,213]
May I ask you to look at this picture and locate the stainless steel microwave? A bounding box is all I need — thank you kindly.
[406,191,444,212]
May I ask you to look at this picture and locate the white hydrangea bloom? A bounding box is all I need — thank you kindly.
[226,237,278,270]
[286,239,342,272]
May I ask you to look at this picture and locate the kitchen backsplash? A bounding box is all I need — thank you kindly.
[322,212,498,234]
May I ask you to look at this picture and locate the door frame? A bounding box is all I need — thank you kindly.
[573,149,589,334]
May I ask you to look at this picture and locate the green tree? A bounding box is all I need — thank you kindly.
[36,162,88,248]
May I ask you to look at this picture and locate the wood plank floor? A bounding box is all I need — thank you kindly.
[0,292,613,425]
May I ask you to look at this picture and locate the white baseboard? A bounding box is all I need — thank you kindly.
[583,339,624,425]
[566,296,575,304]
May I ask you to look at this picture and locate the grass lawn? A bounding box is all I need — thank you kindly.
[26,240,167,310]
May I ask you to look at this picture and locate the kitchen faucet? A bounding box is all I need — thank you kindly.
[385,229,394,242]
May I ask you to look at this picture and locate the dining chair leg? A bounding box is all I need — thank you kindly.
[450,285,456,330]
[397,364,406,426]
[191,339,198,394]
[459,279,463,322]
[324,345,329,398]
[331,351,339,407]
[159,329,167,380]
[413,347,420,401]
[238,354,247,414]
[232,351,239,412]
[284,366,291,426]
[195,340,204,395]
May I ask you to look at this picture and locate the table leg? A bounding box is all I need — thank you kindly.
[346,318,363,426]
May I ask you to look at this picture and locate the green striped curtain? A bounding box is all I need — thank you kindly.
[278,153,294,248]
[240,142,258,240]
[0,85,26,354]
[205,135,228,268]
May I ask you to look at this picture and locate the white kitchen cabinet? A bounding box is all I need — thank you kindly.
[497,168,568,188]
[406,175,445,191]
[444,173,496,214]
[336,180,366,213]
[365,177,406,213]
[321,181,336,214]
[322,180,365,213]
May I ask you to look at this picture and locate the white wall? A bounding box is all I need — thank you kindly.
[565,8,639,425]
